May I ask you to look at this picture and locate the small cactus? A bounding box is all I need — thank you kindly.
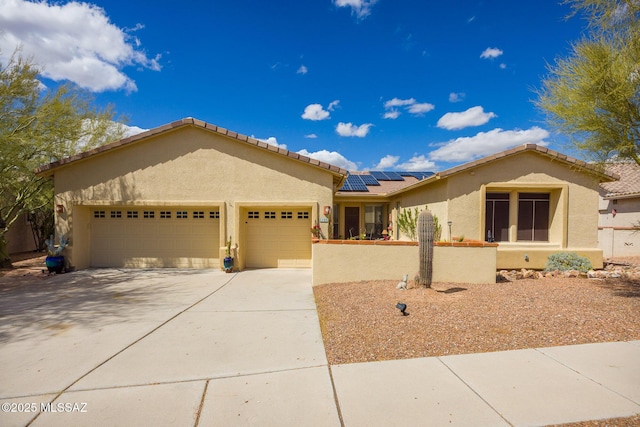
[417,210,434,288]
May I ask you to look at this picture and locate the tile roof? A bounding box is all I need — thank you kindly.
[387,144,619,196]
[36,117,349,178]
[600,161,640,198]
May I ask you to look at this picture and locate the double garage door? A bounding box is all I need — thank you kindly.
[89,206,312,268]
[90,207,220,268]
[244,208,312,268]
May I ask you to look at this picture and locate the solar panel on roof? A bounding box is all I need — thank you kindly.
[340,174,369,192]
[382,172,404,181]
[360,174,381,185]
[411,172,434,180]
[369,171,404,181]
[369,171,389,181]
[399,171,434,180]
[350,175,369,191]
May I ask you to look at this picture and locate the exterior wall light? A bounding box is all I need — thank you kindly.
[56,205,64,214]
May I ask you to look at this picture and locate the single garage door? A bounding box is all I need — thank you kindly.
[90,207,220,268]
[244,208,311,268]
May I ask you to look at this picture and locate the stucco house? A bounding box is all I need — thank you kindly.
[37,118,346,270]
[333,144,617,270]
[37,118,617,272]
[598,161,640,258]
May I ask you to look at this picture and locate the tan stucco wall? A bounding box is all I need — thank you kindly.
[6,214,38,254]
[391,180,448,241]
[496,247,604,270]
[312,241,497,285]
[51,126,336,269]
[393,151,604,269]
[598,196,640,258]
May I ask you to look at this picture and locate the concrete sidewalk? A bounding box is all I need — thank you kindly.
[0,268,638,426]
[332,341,640,426]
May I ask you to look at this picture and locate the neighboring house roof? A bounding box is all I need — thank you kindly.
[600,161,640,199]
[385,144,619,196]
[36,118,349,181]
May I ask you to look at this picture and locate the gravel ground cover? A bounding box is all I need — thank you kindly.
[314,257,640,426]
[314,275,640,364]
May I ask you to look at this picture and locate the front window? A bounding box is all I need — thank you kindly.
[517,193,549,241]
[365,205,384,239]
[485,191,551,242]
[485,193,510,242]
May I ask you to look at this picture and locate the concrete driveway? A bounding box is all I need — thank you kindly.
[1,268,638,426]
[0,268,339,426]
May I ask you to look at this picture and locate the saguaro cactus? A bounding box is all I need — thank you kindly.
[417,209,434,288]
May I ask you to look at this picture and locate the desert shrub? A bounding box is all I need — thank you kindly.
[397,205,442,241]
[544,252,592,272]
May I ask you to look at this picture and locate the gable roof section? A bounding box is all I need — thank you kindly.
[36,118,349,181]
[387,144,619,196]
[600,161,640,199]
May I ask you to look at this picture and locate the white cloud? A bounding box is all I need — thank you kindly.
[397,155,437,172]
[500,63,507,69]
[0,0,160,92]
[449,92,465,103]
[301,103,331,121]
[334,0,378,19]
[384,97,416,109]
[383,110,400,119]
[375,155,399,169]
[298,149,358,170]
[383,97,434,118]
[297,65,308,74]
[122,124,147,138]
[328,100,340,111]
[437,106,497,130]
[304,134,318,139]
[407,102,435,115]
[480,47,504,59]
[429,127,550,162]
[336,122,373,137]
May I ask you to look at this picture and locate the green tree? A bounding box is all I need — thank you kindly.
[536,0,640,165]
[0,49,125,267]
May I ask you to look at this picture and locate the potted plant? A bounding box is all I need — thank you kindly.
[45,235,68,274]
[223,237,234,273]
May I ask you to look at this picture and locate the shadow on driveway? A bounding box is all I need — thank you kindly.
[0,269,225,343]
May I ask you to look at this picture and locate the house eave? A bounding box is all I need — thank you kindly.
[36,117,349,180]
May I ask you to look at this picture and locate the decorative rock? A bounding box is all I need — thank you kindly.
[494,267,638,281]
[521,269,535,279]
[563,270,580,278]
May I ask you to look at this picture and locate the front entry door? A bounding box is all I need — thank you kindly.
[344,207,360,239]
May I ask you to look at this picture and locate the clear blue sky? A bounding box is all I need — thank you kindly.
[0,0,587,171]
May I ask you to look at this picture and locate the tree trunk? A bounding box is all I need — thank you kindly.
[0,232,12,268]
